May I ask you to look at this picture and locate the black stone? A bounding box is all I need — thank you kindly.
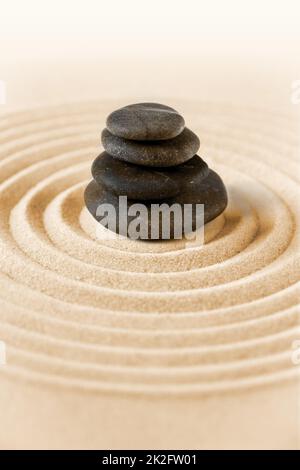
[101,127,200,167]
[84,169,227,240]
[106,102,185,141]
[91,152,209,200]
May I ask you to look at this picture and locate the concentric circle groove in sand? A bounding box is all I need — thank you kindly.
[0,102,299,396]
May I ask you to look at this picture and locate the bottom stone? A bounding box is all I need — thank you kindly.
[84,169,227,240]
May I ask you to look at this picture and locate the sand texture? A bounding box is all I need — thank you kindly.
[0,100,299,449]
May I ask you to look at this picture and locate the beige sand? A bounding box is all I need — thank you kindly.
[0,100,299,449]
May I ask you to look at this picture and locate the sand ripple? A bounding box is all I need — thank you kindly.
[0,101,299,396]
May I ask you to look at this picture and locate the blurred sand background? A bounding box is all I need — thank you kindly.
[1,0,300,112]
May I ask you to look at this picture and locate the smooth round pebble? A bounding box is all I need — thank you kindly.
[92,152,179,200]
[101,127,200,167]
[92,152,209,200]
[84,169,228,240]
[106,102,185,141]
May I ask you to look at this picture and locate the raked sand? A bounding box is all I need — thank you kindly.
[0,100,299,449]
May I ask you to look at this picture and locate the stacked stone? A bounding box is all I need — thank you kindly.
[85,103,227,240]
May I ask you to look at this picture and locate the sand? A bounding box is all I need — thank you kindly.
[0,100,299,449]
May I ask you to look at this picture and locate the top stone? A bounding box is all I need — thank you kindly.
[106,102,185,141]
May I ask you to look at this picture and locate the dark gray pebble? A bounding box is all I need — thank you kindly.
[101,127,200,167]
[92,152,209,200]
[84,169,227,240]
[106,102,185,141]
